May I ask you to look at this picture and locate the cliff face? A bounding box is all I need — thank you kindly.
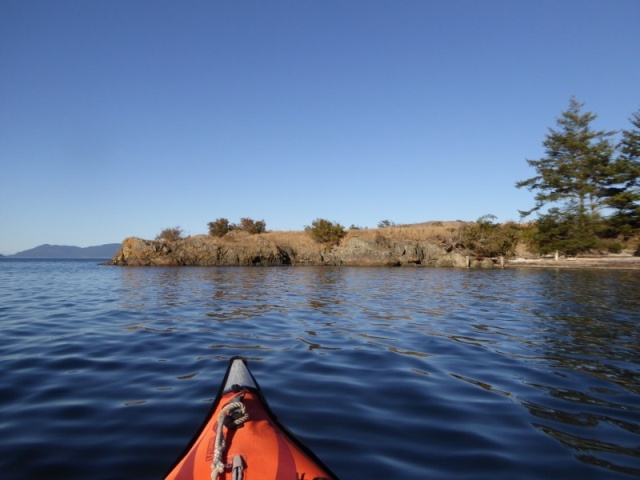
[106,234,477,267]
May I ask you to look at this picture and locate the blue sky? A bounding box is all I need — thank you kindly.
[1,0,639,254]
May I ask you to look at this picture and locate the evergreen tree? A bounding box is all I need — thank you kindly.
[604,109,640,232]
[530,207,603,255]
[516,97,616,219]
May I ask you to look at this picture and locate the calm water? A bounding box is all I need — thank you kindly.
[1,259,639,479]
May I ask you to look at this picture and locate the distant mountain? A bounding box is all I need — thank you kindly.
[10,243,122,259]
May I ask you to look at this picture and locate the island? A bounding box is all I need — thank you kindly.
[105,222,640,269]
[7,243,122,259]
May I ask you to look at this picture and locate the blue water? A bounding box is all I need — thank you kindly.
[1,259,639,479]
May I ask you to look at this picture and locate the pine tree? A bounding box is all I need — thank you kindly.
[604,109,640,232]
[516,97,616,218]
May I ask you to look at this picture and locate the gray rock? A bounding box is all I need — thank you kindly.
[106,234,497,268]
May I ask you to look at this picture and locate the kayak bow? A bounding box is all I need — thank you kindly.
[165,357,338,480]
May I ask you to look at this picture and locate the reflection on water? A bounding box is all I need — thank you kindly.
[1,261,639,479]
[114,266,640,477]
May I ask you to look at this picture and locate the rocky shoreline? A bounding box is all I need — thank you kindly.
[105,233,640,269]
[106,234,475,268]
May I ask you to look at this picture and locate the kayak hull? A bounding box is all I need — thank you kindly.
[165,357,338,480]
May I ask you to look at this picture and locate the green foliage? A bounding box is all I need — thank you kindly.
[604,109,640,232]
[619,110,640,162]
[606,242,623,254]
[239,218,266,234]
[459,215,521,257]
[208,218,231,237]
[519,222,539,250]
[378,220,394,228]
[156,226,183,242]
[528,208,604,255]
[517,100,640,251]
[305,218,346,245]
[516,97,616,218]
[208,217,266,237]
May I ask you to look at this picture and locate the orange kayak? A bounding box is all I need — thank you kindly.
[165,357,339,480]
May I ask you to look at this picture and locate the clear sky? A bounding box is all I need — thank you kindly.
[1,0,639,254]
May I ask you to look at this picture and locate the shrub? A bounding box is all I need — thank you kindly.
[530,208,601,255]
[459,215,522,257]
[208,218,231,237]
[606,242,622,254]
[305,218,346,245]
[156,226,183,242]
[239,217,266,234]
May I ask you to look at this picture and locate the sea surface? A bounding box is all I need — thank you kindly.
[1,259,639,479]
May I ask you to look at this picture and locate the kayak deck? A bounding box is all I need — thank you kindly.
[165,357,338,480]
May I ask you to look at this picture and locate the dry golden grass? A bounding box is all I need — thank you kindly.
[177,221,471,253]
[263,230,321,251]
[347,221,468,242]
[261,221,469,246]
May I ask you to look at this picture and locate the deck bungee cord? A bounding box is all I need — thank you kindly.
[210,392,249,480]
[164,357,339,480]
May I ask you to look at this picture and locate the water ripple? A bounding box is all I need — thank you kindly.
[0,261,639,479]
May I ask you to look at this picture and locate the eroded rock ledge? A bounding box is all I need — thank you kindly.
[106,234,476,267]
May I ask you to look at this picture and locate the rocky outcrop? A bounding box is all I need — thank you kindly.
[109,235,292,267]
[106,233,480,268]
[321,237,468,267]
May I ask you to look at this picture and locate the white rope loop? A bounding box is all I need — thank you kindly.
[211,400,249,480]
